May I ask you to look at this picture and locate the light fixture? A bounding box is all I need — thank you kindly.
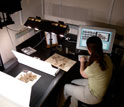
[24,16,69,35]
[34,27,39,31]
[59,34,64,38]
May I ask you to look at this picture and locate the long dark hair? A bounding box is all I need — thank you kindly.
[86,36,106,70]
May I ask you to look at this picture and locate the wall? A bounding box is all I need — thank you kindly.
[44,0,124,26]
[44,0,110,23]
[0,0,43,64]
[0,0,124,64]
[44,0,124,49]
[110,0,124,26]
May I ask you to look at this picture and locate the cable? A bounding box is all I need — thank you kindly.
[107,0,116,24]
[41,0,44,18]
[58,0,63,20]
[66,40,76,43]
[6,27,15,49]
[59,0,62,18]
[65,37,76,43]
[19,11,23,25]
[6,26,19,32]
[32,33,45,49]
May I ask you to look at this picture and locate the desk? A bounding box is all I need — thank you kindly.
[5,31,78,107]
[6,60,64,107]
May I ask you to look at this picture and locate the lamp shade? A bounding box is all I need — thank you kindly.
[24,17,69,35]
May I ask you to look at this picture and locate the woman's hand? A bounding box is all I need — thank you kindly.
[80,56,86,63]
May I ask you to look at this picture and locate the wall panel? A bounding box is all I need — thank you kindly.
[44,0,113,24]
[110,0,124,26]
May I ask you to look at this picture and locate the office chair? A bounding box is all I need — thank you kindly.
[78,101,104,107]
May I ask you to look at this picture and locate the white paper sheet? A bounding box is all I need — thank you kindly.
[0,71,31,107]
[12,50,58,76]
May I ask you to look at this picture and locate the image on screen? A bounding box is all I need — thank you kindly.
[76,26,116,53]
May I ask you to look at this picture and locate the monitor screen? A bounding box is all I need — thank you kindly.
[76,26,116,53]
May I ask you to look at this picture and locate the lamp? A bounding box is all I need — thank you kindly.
[24,17,69,34]
[24,17,69,53]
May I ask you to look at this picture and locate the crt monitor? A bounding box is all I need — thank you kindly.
[76,25,116,53]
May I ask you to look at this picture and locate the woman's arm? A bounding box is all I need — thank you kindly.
[80,57,88,78]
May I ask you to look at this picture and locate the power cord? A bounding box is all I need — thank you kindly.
[32,33,45,49]
[6,27,15,49]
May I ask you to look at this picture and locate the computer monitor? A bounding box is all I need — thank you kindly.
[76,25,116,53]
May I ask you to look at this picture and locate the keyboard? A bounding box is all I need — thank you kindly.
[78,55,90,61]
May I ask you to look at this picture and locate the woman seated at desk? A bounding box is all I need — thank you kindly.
[58,36,113,107]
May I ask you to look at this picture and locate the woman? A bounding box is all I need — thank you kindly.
[63,36,113,107]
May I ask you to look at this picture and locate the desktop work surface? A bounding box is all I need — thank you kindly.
[6,59,65,107]
[4,31,79,107]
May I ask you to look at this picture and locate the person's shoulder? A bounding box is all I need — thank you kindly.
[104,54,113,67]
[87,61,100,70]
[104,54,111,60]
